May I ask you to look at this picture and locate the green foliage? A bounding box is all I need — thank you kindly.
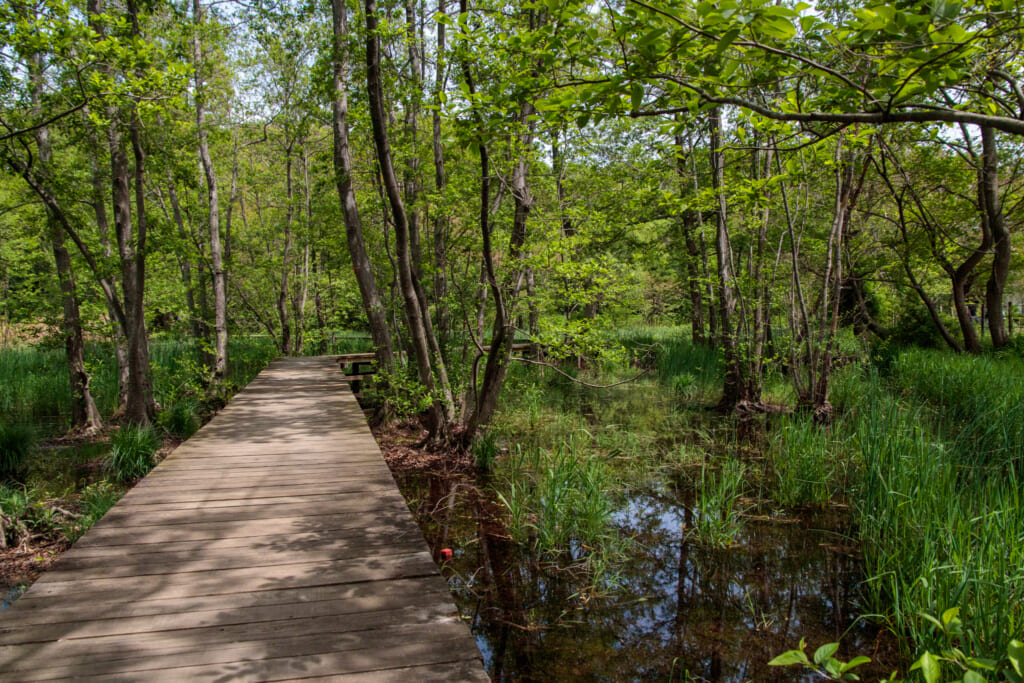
[772,611,1024,683]
[829,355,1024,661]
[0,338,277,439]
[366,368,434,421]
[157,399,201,439]
[105,426,159,482]
[495,437,621,579]
[0,422,34,479]
[471,429,499,472]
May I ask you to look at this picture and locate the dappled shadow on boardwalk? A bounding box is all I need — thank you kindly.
[0,357,485,681]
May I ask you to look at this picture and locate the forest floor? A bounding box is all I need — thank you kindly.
[373,420,474,474]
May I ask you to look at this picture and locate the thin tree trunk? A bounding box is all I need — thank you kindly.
[278,138,294,356]
[163,173,201,342]
[30,52,102,433]
[194,0,228,380]
[84,108,130,412]
[331,0,394,371]
[431,0,450,349]
[981,126,1010,348]
[124,0,156,425]
[678,131,705,345]
[709,108,744,409]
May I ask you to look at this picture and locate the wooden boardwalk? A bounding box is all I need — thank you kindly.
[0,356,487,681]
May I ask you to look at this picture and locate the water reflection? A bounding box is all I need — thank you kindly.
[395,472,890,682]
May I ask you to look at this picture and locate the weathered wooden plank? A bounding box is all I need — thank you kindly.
[1,602,455,655]
[116,479,398,505]
[70,512,420,548]
[41,534,429,581]
[0,575,445,626]
[2,621,477,681]
[95,492,409,527]
[22,550,438,602]
[301,659,492,683]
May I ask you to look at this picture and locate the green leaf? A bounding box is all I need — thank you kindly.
[911,652,942,683]
[941,607,960,626]
[630,82,643,111]
[920,612,946,632]
[768,650,810,667]
[963,671,986,683]
[1009,640,1024,676]
[715,28,741,57]
[842,656,873,673]
[814,643,840,665]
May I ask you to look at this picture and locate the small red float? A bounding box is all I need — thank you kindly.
[440,548,453,561]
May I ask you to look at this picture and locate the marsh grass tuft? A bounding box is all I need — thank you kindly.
[105,425,159,482]
[686,459,747,548]
[767,418,848,509]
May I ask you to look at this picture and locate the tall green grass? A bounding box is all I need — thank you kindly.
[686,459,747,548]
[766,417,850,508]
[0,336,279,437]
[821,355,1024,661]
[889,349,1024,468]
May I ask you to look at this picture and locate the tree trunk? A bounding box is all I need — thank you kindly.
[366,0,449,434]
[84,111,130,413]
[431,0,450,349]
[29,53,102,434]
[331,0,394,372]
[194,0,228,381]
[123,0,156,425]
[981,126,1010,348]
[709,108,745,409]
[278,138,294,356]
[163,173,201,342]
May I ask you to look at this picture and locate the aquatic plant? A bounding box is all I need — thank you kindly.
[471,429,499,472]
[495,438,619,574]
[767,417,848,508]
[105,425,160,482]
[686,459,747,548]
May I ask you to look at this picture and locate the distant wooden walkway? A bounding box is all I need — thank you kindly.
[0,356,487,681]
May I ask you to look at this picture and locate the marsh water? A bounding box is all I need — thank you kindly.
[394,469,891,682]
